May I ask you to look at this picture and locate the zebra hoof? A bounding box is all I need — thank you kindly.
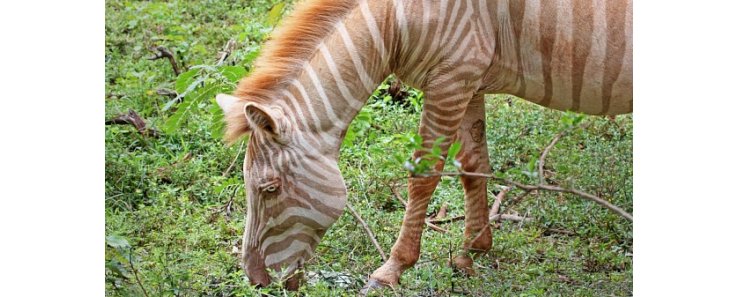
[359,278,388,296]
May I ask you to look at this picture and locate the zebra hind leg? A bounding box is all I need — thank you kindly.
[452,94,493,275]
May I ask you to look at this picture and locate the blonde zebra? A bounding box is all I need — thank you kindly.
[215,0,632,290]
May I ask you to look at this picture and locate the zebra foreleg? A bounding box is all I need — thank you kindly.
[365,80,479,289]
[452,94,493,275]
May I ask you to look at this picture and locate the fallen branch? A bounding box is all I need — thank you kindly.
[428,213,531,225]
[414,171,633,222]
[147,46,180,75]
[538,131,566,185]
[489,214,533,223]
[488,186,511,219]
[538,121,592,184]
[346,202,387,262]
[434,202,448,220]
[105,109,159,137]
[216,39,237,66]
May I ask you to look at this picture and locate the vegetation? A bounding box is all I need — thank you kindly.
[105,1,633,296]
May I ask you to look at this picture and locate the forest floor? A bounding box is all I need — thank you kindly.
[105,0,633,296]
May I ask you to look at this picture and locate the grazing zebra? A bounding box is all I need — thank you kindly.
[215,0,632,290]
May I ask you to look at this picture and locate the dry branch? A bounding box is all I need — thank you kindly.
[105,109,159,137]
[346,202,387,262]
[538,131,566,184]
[216,39,237,66]
[147,46,180,75]
[488,186,510,218]
[538,121,592,184]
[489,214,533,223]
[414,171,633,222]
[435,202,448,220]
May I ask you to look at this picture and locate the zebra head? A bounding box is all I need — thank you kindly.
[217,94,347,289]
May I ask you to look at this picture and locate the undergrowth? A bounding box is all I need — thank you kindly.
[105,1,632,296]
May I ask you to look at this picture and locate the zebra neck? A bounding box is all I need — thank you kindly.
[279,0,392,155]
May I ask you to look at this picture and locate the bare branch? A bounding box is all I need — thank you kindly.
[216,39,237,66]
[538,121,592,184]
[346,202,387,262]
[435,202,448,220]
[428,215,465,225]
[147,46,180,75]
[539,131,566,184]
[414,171,633,222]
[105,109,159,137]
[488,186,510,218]
[489,214,533,223]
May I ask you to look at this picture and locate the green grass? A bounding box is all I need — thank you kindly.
[105,1,632,296]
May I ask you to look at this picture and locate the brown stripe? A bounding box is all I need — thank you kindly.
[539,0,558,106]
[263,233,317,256]
[287,179,344,218]
[508,0,527,95]
[601,0,627,114]
[262,213,327,235]
[571,0,595,111]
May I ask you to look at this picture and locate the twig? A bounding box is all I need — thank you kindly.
[428,215,465,225]
[488,186,511,218]
[435,202,448,220]
[425,222,449,233]
[216,39,237,66]
[127,247,150,297]
[489,214,532,223]
[539,131,566,184]
[346,202,387,262]
[147,46,180,75]
[388,183,406,208]
[538,121,592,184]
[414,171,633,222]
[222,141,245,177]
[105,109,160,137]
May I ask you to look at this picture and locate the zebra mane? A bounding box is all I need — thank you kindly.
[225,0,358,142]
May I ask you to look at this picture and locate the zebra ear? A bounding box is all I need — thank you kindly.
[216,94,239,113]
[243,102,284,136]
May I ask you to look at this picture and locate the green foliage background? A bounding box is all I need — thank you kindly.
[106,1,633,296]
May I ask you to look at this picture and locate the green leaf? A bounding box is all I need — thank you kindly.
[209,99,226,139]
[218,66,247,83]
[106,235,130,250]
[175,69,199,94]
[447,141,462,160]
[106,260,130,279]
[163,77,205,112]
[266,2,286,27]
[431,146,442,158]
[163,83,224,134]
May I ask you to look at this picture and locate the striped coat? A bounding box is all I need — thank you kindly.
[216,0,631,290]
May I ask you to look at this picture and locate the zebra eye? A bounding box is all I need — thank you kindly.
[265,185,278,193]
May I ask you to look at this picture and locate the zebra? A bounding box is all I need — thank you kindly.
[215,0,632,290]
